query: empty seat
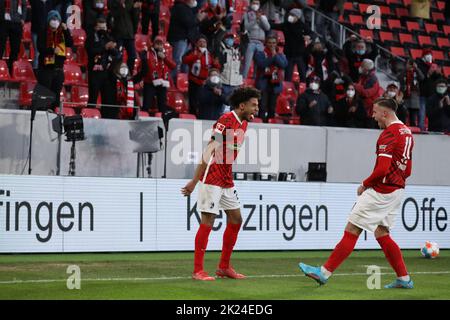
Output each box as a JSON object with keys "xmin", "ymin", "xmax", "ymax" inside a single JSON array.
[
  {"xmin": 268, "ymin": 118, "xmax": 284, "ymax": 124},
  {"xmin": 176, "ymin": 72, "xmax": 188, "ymax": 93},
  {"xmin": 409, "ymin": 48, "xmax": 423, "ymax": 60},
  {"xmin": 135, "ymin": 34, "xmax": 149, "ymax": 52},
  {"xmin": 22, "ymin": 22, "xmax": 32, "ymax": 43},
  {"xmin": 444, "ymin": 25, "xmax": 450, "ymax": 36},
  {"xmin": 390, "ymin": 47, "xmax": 406, "ymax": 57},
  {"xmin": 12, "ymin": 59, "xmax": 36, "ymax": 82},
  {"xmin": 275, "ymin": 95, "xmax": 292, "ymax": 116},
  {"xmin": 167, "ymin": 90, "xmax": 188, "ymax": 113},
  {"xmin": 179, "ymin": 113, "xmax": 196, "ymax": 120},
  {"xmin": 75, "ymin": 46, "xmax": 88, "ymax": 67},
  {"xmin": 406, "ymin": 21, "xmax": 420, "ymax": 32},
  {"xmin": 63, "ymin": 63, "xmax": 84, "ymax": 86},
  {"xmin": 288, "ymin": 117, "xmax": 301, "ymax": 125},
  {"xmin": 424, "ymin": 23, "xmax": 439, "ymax": 34},
  {"xmin": 436, "ymin": 37, "xmax": 450, "ymax": 48},
  {"xmin": 398, "ymin": 33, "xmax": 414, "ymax": 45},
  {"xmin": 443, "ymin": 66, "xmax": 450, "ymax": 78},
  {"xmin": 251, "ymin": 117, "xmax": 263, "ymax": 123},
  {"xmin": 138, "ymin": 110, "xmax": 150, "ymax": 118},
  {"xmin": 432, "ymin": 50, "xmax": 445, "ymax": 61},
  {"xmin": 19, "ymin": 81, "xmax": 36, "ymax": 107},
  {"xmin": 408, "ymin": 126, "xmax": 421, "ymax": 133},
  {"xmin": 59, "ymin": 106, "xmax": 76, "ymax": 116},
  {"xmin": 349, "ymin": 15, "xmax": 364, "ymax": 26},
  {"xmin": 71, "ymin": 86, "xmax": 89, "ymax": 108},
  {"xmin": 343, "ymin": 2, "xmax": 355, "ymax": 11},
  {"xmin": 437, "ymin": 1, "xmax": 445, "ymax": 10},
  {"xmin": 359, "ymin": 29, "xmax": 374, "ymax": 39},
  {"xmin": 71, "ymin": 28, "xmax": 87, "ymax": 47},
  {"xmin": 431, "ymin": 12, "xmax": 445, "ymax": 22},
  {"xmin": 418, "ymin": 35, "xmax": 433, "ymax": 46},
  {"xmin": 0, "ymin": 60, "xmax": 10, "ymax": 81},
  {"xmin": 281, "ymin": 81, "xmax": 298, "ymax": 101},
  {"xmin": 379, "ymin": 31, "xmax": 395, "ymax": 42},
  {"xmin": 81, "ymin": 108, "xmax": 101, "ymax": 118},
  {"xmin": 387, "ymin": 19, "xmax": 402, "ymax": 30},
  {"xmin": 395, "ymin": 8, "xmax": 409, "ymax": 17}
]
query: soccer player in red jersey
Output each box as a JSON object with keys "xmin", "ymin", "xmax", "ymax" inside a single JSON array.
[
  {"xmin": 299, "ymin": 98, "xmax": 415, "ymax": 289},
  {"xmin": 181, "ymin": 87, "xmax": 261, "ymax": 281}
]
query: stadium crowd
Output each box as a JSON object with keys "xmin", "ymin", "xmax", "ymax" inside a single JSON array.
[{"xmin": 0, "ymin": 0, "xmax": 449, "ymax": 131}]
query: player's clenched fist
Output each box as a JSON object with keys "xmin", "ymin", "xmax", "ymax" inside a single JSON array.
[{"xmin": 181, "ymin": 180, "xmax": 197, "ymax": 196}]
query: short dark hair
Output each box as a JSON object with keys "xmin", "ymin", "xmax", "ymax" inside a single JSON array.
[
  {"xmin": 228, "ymin": 87, "xmax": 261, "ymax": 109},
  {"xmin": 96, "ymin": 16, "xmax": 107, "ymax": 24},
  {"xmin": 374, "ymin": 97, "xmax": 398, "ymax": 112}
]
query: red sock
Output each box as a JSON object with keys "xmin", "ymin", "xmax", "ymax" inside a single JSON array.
[
  {"xmin": 377, "ymin": 234, "xmax": 408, "ymax": 277},
  {"xmin": 323, "ymin": 231, "xmax": 359, "ymax": 273},
  {"xmin": 194, "ymin": 224, "xmax": 212, "ymax": 273},
  {"xmin": 219, "ymin": 223, "xmax": 241, "ymax": 269}
]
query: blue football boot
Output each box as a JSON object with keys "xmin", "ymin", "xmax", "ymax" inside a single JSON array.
[{"xmin": 298, "ymin": 263, "xmax": 328, "ymax": 285}]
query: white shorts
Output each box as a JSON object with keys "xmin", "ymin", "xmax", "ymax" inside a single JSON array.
[
  {"xmin": 197, "ymin": 182, "xmax": 240, "ymax": 215},
  {"xmin": 348, "ymin": 188, "xmax": 404, "ymax": 233}
]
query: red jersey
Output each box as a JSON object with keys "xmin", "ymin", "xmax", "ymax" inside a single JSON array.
[
  {"xmin": 200, "ymin": 111, "xmax": 248, "ymax": 188},
  {"xmin": 365, "ymin": 121, "xmax": 414, "ymax": 194}
]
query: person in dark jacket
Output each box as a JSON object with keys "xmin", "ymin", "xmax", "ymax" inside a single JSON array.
[
  {"xmin": 270, "ymin": 8, "xmax": 310, "ymax": 82},
  {"xmin": 0, "ymin": 0, "xmax": 27, "ymax": 73},
  {"xmin": 198, "ymin": 68, "xmax": 227, "ymax": 120},
  {"xmin": 344, "ymin": 35, "xmax": 379, "ymax": 82},
  {"xmin": 254, "ymin": 35, "xmax": 288, "ymax": 121},
  {"xmin": 108, "ymin": 0, "xmax": 141, "ymax": 73},
  {"xmin": 426, "ymin": 78, "xmax": 450, "ymax": 132},
  {"xmin": 30, "ymin": 0, "xmax": 54, "ymax": 70},
  {"xmin": 85, "ymin": 17, "xmax": 120, "ymax": 111},
  {"xmin": 168, "ymin": 0, "xmax": 201, "ymax": 80},
  {"xmin": 333, "ymin": 83, "xmax": 367, "ymax": 128},
  {"xmin": 53, "ymin": 0, "xmax": 72, "ymax": 23},
  {"xmin": 141, "ymin": 0, "xmax": 160, "ymax": 39},
  {"xmin": 82, "ymin": 0, "xmax": 107, "ymax": 37},
  {"xmin": 37, "ymin": 10, "xmax": 73, "ymax": 109},
  {"xmin": 296, "ymin": 75, "xmax": 333, "ymax": 126},
  {"xmin": 198, "ymin": 0, "xmax": 231, "ymax": 54}
]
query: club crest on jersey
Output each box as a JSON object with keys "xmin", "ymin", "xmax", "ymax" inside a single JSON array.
[
  {"xmin": 214, "ymin": 123, "xmax": 226, "ymax": 134},
  {"xmin": 379, "ymin": 145, "xmax": 387, "ymax": 151}
]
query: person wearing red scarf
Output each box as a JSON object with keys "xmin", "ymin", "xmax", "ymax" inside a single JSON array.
[
  {"xmin": 254, "ymin": 35, "xmax": 288, "ymax": 122},
  {"xmin": 37, "ymin": 10, "xmax": 73, "ymax": 109}
]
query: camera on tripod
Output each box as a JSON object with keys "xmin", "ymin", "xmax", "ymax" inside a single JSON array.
[{"xmin": 63, "ymin": 115, "xmax": 85, "ymax": 142}]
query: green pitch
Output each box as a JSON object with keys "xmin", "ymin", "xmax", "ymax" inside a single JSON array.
[{"xmin": 0, "ymin": 250, "xmax": 449, "ymax": 300}]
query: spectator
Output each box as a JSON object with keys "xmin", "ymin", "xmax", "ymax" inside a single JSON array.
[
  {"xmin": 344, "ymin": 35, "xmax": 379, "ymax": 82},
  {"xmin": 141, "ymin": 0, "xmax": 160, "ymax": 39},
  {"xmin": 138, "ymin": 35, "xmax": 176, "ymax": 113},
  {"xmin": 296, "ymin": 75, "xmax": 333, "ymax": 126},
  {"xmin": 0, "ymin": 0, "xmax": 27, "ymax": 73},
  {"xmin": 270, "ymin": 8, "xmax": 310, "ymax": 82},
  {"xmin": 53, "ymin": 0, "xmax": 72, "ymax": 24},
  {"xmin": 37, "ymin": 10, "xmax": 73, "ymax": 109},
  {"xmin": 168, "ymin": 0, "xmax": 201, "ymax": 80},
  {"xmin": 315, "ymin": 0, "xmax": 344, "ymax": 44},
  {"xmin": 199, "ymin": 0, "xmax": 231, "ymax": 54},
  {"xmin": 321, "ymin": 70, "xmax": 352, "ymax": 106},
  {"xmin": 241, "ymin": 0, "xmax": 270, "ymax": 79},
  {"xmin": 198, "ymin": 68, "xmax": 227, "ymax": 120},
  {"xmin": 85, "ymin": 17, "xmax": 120, "ymax": 112},
  {"xmin": 410, "ymin": 0, "xmax": 430, "ymax": 28},
  {"xmin": 305, "ymin": 40, "xmax": 337, "ymax": 83},
  {"xmin": 353, "ymin": 58, "xmax": 383, "ymax": 126},
  {"xmin": 261, "ymin": 0, "xmax": 282, "ymax": 23},
  {"xmin": 83, "ymin": 0, "xmax": 108, "ymax": 37},
  {"xmin": 446, "ymin": 0, "xmax": 450, "ymax": 25},
  {"xmin": 30, "ymin": 0, "xmax": 54, "ymax": 71},
  {"xmin": 415, "ymin": 48, "xmax": 443, "ymax": 130},
  {"xmin": 108, "ymin": 0, "xmax": 141, "ymax": 74},
  {"xmin": 383, "ymin": 83, "xmax": 407, "ymax": 124},
  {"xmin": 281, "ymin": 0, "xmax": 311, "ymax": 25},
  {"xmin": 399, "ymin": 59, "xmax": 424, "ymax": 127},
  {"xmin": 215, "ymin": 33, "xmax": 243, "ymax": 100},
  {"xmin": 254, "ymin": 34, "xmax": 287, "ymax": 121},
  {"xmin": 333, "ymin": 83, "xmax": 366, "ymax": 128},
  {"xmin": 183, "ymin": 35, "xmax": 220, "ymax": 115},
  {"xmin": 426, "ymin": 78, "xmax": 450, "ymax": 132}
]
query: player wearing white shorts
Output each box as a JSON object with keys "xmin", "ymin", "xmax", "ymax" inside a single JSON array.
[
  {"xmin": 299, "ymin": 98, "xmax": 415, "ymax": 289},
  {"xmin": 181, "ymin": 87, "xmax": 261, "ymax": 281}
]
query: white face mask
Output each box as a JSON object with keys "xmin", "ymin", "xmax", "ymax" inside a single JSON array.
[
  {"xmin": 119, "ymin": 67, "xmax": 128, "ymax": 78},
  {"xmin": 95, "ymin": 2, "xmax": 104, "ymax": 9},
  {"xmin": 49, "ymin": 20, "xmax": 60, "ymax": 29},
  {"xmin": 358, "ymin": 66, "xmax": 365, "ymax": 74},
  {"xmin": 251, "ymin": 4, "xmax": 260, "ymax": 11},
  {"xmin": 309, "ymin": 82, "xmax": 319, "ymax": 91},
  {"xmin": 287, "ymin": 16, "xmax": 296, "ymax": 23},
  {"xmin": 346, "ymin": 89, "xmax": 355, "ymax": 98},
  {"xmin": 199, "ymin": 47, "xmax": 207, "ymax": 53},
  {"xmin": 210, "ymin": 75, "xmax": 220, "ymax": 84},
  {"xmin": 189, "ymin": 0, "xmax": 198, "ymax": 8},
  {"xmin": 387, "ymin": 91, "xmax": 397, "ymax": 98},
  {"xmin": 424, "ymin": 54, "xmax": 433, "ymax": 63}
]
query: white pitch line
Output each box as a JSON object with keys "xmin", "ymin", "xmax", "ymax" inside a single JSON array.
[{"xmin": 1, "ymin": 271, "xmax": 450, "ymax": 285}]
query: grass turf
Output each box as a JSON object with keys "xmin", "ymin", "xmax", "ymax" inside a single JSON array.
[{"xmin": 0, "ymin": 250, "xmax": 449, "ymax": 300}]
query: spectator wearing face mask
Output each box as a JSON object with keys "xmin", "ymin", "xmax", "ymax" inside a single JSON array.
[
  {"xmin": 241, "ymin": 0, "xmax": 271, "ymax": 79},
  {"xmin": 270, "ymin": 8, "xmax": 310, "ymax": 82},
  {"xmin": 333, "ymin": 83, "xmax": 366, "ymax": 128},
  {"xmin": 199, "ymin": 0, "xmax": 231, "ymax": 54},
  {"xmin": 183, "ymin": 34, "xmax": 221, "ymax": 115},
  {"xmin": 399, "ymin": 59, "xmax": 424, "ymax": 127},
  {"xmin": 383, "ymin": 83, "xmax": 407, "ymax": 124},
  {"xmin": 415, "ymin": 48, "xmax": 443, "ymax": 130},
  {"xmin": 296, "ymin": 75, "xmax": 333, "ymax": 126},
  {"xmin": 86, "ymin": 17, "xmax": 120, "ymax": 112},
  {"xmin": 426, "ymin": 78, "xmax": 450, "ymax": 132},
  {"xmin": 83, "ymin": 0, "xmax": 108, "ymax": 37},
  {"xmin": 344, "ymin": 35, "xmax": 379, "ymax": 82},
  {"xmin": 198, "ymin": 68, "xmax": 227, "ymax": 120},
  {"xmin": 137, "ymin": 35, "xmax": 176, "ymax": 114},
  {"xmin": 254, "ymin": 35, "xmax": 288, "ymax": 122},
  {"xmin": 353, "ymin": 58, "xmax": 383, "ymax": 126},
  {"xmin": 215, "ymin": 33, "xmax": 243, "ymax": 100},
  {"xmin": 37, "ymin": 10, "xmax": 73, "ymax": 109}
]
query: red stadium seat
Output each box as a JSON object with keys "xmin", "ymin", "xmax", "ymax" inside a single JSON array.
[
  {"xmin": 179, "ymin": 113, "xmax": 196, "ymax": 120},
  {"xmin": 343, "ymin": 2, "xmax": 355, "ymax": 11},
  {"xmin": 424, "ymin": 23, "xmax": 439, "ymax": 34},
  {"xmin": 71, "ymin": 28, "xmax": 87, "ymax": 48},
  {"xmin": 70, "ymin": 86, "xmax": 89, "ymax": 108},
  {"xmin": 232, "ymin": 12, "xmax": 244, "ymax": 25},
  {"xmin": 390, "ymin": 47, "xmax": 406, "ymax": 57},
  {"xmin": 81, "ymin": 108, "xmax": 101, "ymax": 118},
  {"xmin": 395, "ymin": 8, "xmax": 409, "ymax": 18},
  {"xmin": 167, "ymin": 90, "xmax": 188, "ymax": 113},
  {"xmin": 59, "ymin": 106, "xmax": 76, "ymax": 116},
  {"xmin": 251, "ymin": 117, "xmax": 263, "ymax": 123},
  {"xmin": 75, "ymin": 46, "xmax": 88, "ymax": 67},
  {"xmin": 0, "ymin": 60, "xmax": 11, "ymax": 81},
  {"xmin": 437, "ymin": 1, "xmax": 445, "ymax": 10},
  {"xmin": 406, "ymin": 21, "xmax": 420, "ymax": 33},
  {"xmin": 176, "ymin": 73, "xmax": 189, "ymax": 93},
  {"xmin": 22, "ymin": 22, "xmax": 32, "ymax": 43},
  {"xmin": 431, "ymin": 12, "xmax": 445, "ymax": 22},
  {"xmin": 298, "ymin": 82, "xmax": 306, "ymax": 95},
  {"xmin": 12, "ymin": 59, "xmax": 36, "ymax": 82},
  {"xmin": 359, "ymin": 29, "xmax": 374, "ymax": 39},
  {"xmin": 418, "ymin": 35, "xmax": 433, "ymax": 47},
  {"xmin": 386, "ymin": 0, "xmax": 402, "ymax": 4},
  {"xmin": 409, "ymin": 48, "xmax": 423, "ymax": 60},
  {"xmin": 19, "ymin": 81, "xmax": 36, "ymax": 107},
  {"xmin": 288, "ymin": 116, "xmax": 301, "ymax": 125},
  {"xmin": 432, "ymin": 50, "xmax": 445, "ymax": 61},
  {"xmin": 443, "ymin": 66, "xmax": 450, "ymax": 78},
  {"xmin": 444, "ymin": 25, "xmax": 450, "ymax": 36},
  {"xmin": 139, "ymin": 111, "xmax": 150, "ymax": 118},
  {"xmin": 349, "ymin": 15, "xmax": 364, "ymax": 26},
  {"xmin": 64, "ymin": 63, "xmax": 84, "ymax": 86},
  {"xmin": 275, "ymin": 95, "xmax": 292, "ymax": 116},
  {"xmin": 268, "ymin": 118, "xmax": 284, "ymax": 124},
  {"xmin": 408, "ymin": 126, "xmax": 421, "ymax": 133},
  {"xmin": 135, "ymin": 34, "xmax": 149, "ymax": 52},
  {"xmin": 379, "ymin": 31, "xmax": 394, "ymax": 42},
  {"xmin": 387, "ymin": 19, "xmax": 402, "ymax": 31},
  {"xmin": 436, "ymin": 38, "xmax": 450, "ymax": 48},
  {"xmin": 65, "ymin": 47, "xmax": 76, "ymax": 63},
  {"xmin": 398, "ymin": 33, "xmax": 414, "ymax": 45},
  {"xmin": 281, "ymin": 81, "xmax": 298, "ymax": 102},
  {"xmin": 274, "ymin": 30, "xmax": 285, "ymax": 46}
]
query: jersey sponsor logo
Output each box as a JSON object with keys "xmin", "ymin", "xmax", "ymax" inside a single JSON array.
[
  {"xmin": 379, "ymin": 145, "xmax": 387, "ymax": 151},
  {"xmin": 214, "ymin": 123, "xmax": 226, "ymax": 134}
]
